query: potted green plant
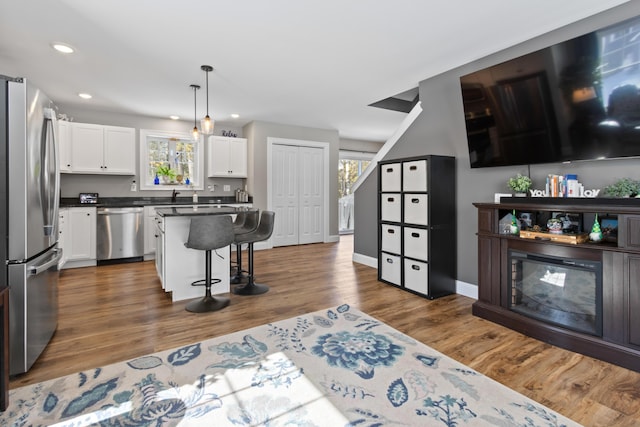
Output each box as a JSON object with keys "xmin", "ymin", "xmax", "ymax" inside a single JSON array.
[
  {"xmin": 603, "ymin": 177, "xmax": 640, "ymax": 198},
  {"xmin": 507, "ymin": 173, "xmax": 532, "ymax": 196},
  {"xmin": 156, "ymin": 165, "xmax": 177, "ymax": 183}
]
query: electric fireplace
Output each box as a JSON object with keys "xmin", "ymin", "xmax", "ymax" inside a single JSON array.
[{"xmin": 508, "ymin": 250, "xmax": 603, "ymax": 336}]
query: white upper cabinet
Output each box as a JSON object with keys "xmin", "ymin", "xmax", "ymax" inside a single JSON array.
[
  {"xmin": 103, "ymin": 125, "xmax": 136, "ymax": 174},
  {"xmin": 57, "ymin": 120, "xmax": 72, "ymax": 173},
  {"xmin": 71, "ymin": 123, "xmax": 103, "ymax": 172},
  {"xmin": 62, "ymin": 122, "xmax": 135, "ymax": 175},
  {"xmin": 208, "ymin": 136, "xmax": 247, "ymax": 177}
]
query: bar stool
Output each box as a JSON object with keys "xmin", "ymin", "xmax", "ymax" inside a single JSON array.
[
  {"xmin": 233, "ymin": 210, "xmax": 275, "ymax": 296},
  {"xmin": 230, "ymin": 211, "xmax": 247, "ymax": 276},
  {"xmin": 184, "ymin": 215, "xmax": 235, "ymax": 313},
  {"xmin": 231, "ymin": 210, "xmax": 259, "ymax": 284}
]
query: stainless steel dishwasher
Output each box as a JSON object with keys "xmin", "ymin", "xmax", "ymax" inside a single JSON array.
[{"xmin": 97, "ymin": 207, "xmax": 144, "ymax": 264}]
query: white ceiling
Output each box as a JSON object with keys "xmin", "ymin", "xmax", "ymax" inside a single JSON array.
[{"xmin": 0, "ymin": 0, "xmax": 630, "ymax": 142}]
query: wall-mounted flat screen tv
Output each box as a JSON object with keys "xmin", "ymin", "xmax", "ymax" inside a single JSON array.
[{"xmin": 461, "ymin": 15, "xmax": 640, "ymax": 168}]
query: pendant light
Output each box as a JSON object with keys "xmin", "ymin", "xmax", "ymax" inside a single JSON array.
[
  {"xmin": 190, "ymin": 84, "xmax": 200, "ymax": 141},
  {"xmin": 200, "ymin": 65, "xmax": 214, "ymax": 135}
]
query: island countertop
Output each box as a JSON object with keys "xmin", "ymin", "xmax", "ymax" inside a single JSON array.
[
  {"xmin": 154, "ymin": 206, "xmax": 256, "ymax": 217},
  {"xmin": 60, "ymin": 196, "xmax": 252, "ymax": 208}
]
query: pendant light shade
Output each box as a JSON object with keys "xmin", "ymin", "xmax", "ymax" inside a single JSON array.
[
  {"xmin": 200, "ymin": 65, "xmax": 214, "ymax": 135},
  {"xmin": 190, "ymin": 84, "xmax": 200, "ymax": 141}
]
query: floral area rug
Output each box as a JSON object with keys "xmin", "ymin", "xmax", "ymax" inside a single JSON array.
[{"xmin": 2, "ymin": 304, "xmax": 582, "ymax": 426}]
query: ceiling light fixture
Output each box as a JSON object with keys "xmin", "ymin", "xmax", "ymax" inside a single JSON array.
[
  {"xmin": 169, "ymin": 115, "xmax": 180, "ymax": 120},
  {"xmin": 190, "ymin": 84, "xmax": 200, "ymax": 141},
  {"xmin": 52, "ymin": 43, "xmax": 74, "ymax": 54},
  {"xmin": 78, "ymin": 93, "xmax": 92, "ymax": 99},
  {"xmin": 231, "ymin": 113, "xmax": 240, "ymax": 119},
  {"xmin": 200, "ymin": 65, "xmax": 214, "ymax": 135}
]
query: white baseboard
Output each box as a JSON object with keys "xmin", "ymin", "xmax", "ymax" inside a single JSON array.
[
  {"xmin": 456, "ymin": 280, "xmax": 478, "ymax": 299},
  {"xmin": 62, "ymin": 259, "xmax": 97, "ymax": 269},
  {"xmin": 327, "ymin": 234, "xmax": 340, "ymax": 243},
  {"xmin": 352, "ymin": 252, "xmax": 378, "ymax": 268}
]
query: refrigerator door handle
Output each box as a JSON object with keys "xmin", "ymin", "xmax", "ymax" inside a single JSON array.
[
  {"xmin": 28, "ymin": 249, "xmax": 63, "ymax": 276},
  {"xmin": 40, "ymin": 107, "xmax": 60, "ymax": 237}
]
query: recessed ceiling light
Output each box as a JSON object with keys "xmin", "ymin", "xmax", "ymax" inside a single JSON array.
[
  {"xmin": 52, "ymin": 43, "xmax": 75, "ymax": 54},
  {"xmin": 169, "ymin": 115, "xmax": 180, "ymax": 120},
  {"xmin": 78, "ymin": 93, "xmax": 92, "ymax": 99},
  {"xmin": 231, "ymin": 113, "xmax": 239, "ymax": 119}
]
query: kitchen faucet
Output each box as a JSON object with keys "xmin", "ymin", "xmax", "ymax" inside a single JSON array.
[{"xmin": 171, "ymin": 189, "xmax": 180, "ymax": 202}]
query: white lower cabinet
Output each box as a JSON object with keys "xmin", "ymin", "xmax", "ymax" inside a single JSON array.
[
  {"xmin": 62, "ymin": 207, "xmax": 97, "ymax": 268},
  {"xmin": 155, "ymin": 214, "xmax": 164, "ymax": 286},
  {"xmin": 144, "ymin": 206, "xmax": 163, "ymax": 256}
]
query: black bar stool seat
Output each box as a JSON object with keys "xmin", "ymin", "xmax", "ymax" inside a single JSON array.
[
  {"xmin": 184, "ymin": 215, "xmax": 235, "ymax": 313},
  {"xmin": 233, "ymin": 210, "xmax": 275, "ymax": 296}
]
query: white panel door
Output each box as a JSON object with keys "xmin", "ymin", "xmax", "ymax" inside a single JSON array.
[
  {"xmin": 299, "ymin": 146, "xmax": 324, "ymax": 244},
  {"xmin": 272, "ymin": 144, "xmax": 299, "ymax": 246}
]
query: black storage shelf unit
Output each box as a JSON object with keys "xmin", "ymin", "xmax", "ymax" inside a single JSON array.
[{"xmin": 377, "ymin": 155, "xmax": 456, "ymax": 299}]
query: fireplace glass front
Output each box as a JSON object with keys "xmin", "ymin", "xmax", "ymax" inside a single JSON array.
[{"xmin": 508, "ymin": 250, "xmax": 602, "ymax": 336}]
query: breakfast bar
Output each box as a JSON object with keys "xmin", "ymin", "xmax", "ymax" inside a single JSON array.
[{"xmin": 154, "ymin": 206, "xmax": 256, "ymax": 302}]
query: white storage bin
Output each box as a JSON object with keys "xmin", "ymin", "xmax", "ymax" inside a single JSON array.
[
  {"xmin": 404, "ymin": 227, "xmax": 428, "ymax": 261},
  {"xmin": 381, "ymin": 224, "xmax": 401, "ymax": 254},
  {"xmin": 380, "ymin": 163, "xmax": 401, "ymax": 192},
  {"xmin": 404, "ymin": 259, "xmax": 429, "ymax": 294},
  {"xmin": 381, "ymin": 194, "xmax": 401, "ymax": 222},
  {"xmin": 403, "ymin": 160, "xmax": 428, "ymax": 192},
  {"xmin": 404, "ymin": 194, "xmax": 428, "ymax": 225},
  {"xmin": 380, "ymin": 253, "xmax": 401, "ymax": 286}
]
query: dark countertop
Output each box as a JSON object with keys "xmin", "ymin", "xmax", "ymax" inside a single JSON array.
[
  {"xmin": 60, "ymin": 196, "xmax": 252, "ymax": 208},
  {"xmin": 155, "ymin": 206, "xmax": 256, "ymax": 217}
]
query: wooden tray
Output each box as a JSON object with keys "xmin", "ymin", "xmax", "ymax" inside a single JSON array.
[{"xmin": 519, "ymin": 230, "xmax": 589, "ymax": 244}]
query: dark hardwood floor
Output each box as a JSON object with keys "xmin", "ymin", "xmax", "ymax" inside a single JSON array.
[{"xmin": 9, "ymin": 235, "xmax": 640, "ymax": 426}]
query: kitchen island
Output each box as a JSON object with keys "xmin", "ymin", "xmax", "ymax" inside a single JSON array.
[{"xmin": 154, "ymin": 206, "xmax": 256, "ymax": 302}]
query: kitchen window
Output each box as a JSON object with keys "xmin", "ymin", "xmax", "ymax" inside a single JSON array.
[{"xmin": 139, "ymin": 129, "xmax": 204, "ymax": 190}]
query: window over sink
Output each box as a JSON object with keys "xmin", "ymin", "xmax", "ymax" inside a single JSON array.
[{"xmin": 139, "ymin": 129, "xmax": 204, "ymax": 190}]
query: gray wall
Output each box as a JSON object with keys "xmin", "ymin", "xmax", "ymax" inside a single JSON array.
[
  {"xmin": 57, "ymin": 105, "xmax": 245, "ymax": 199},
  {"xmin": 355, "ymin": 2, "xmax": 640, "ymax": 286},
  {"xmin": 243, "ymin": 120, "xmax": 340, "ymax": 238},
  {"xmin": 340, "ymin": 138, "xmax": 384, "ymax": 154}
]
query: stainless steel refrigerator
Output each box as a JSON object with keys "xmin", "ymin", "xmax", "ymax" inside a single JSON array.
[{"xmin": 1, "ymin": 75, "xmax": 62, "ymax": 375}]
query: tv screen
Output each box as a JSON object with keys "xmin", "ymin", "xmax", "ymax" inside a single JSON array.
[{"xmin": 461, "ymin": 15, "xmax": 640, "ymax": 168}]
